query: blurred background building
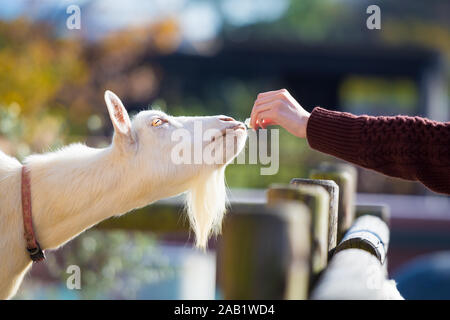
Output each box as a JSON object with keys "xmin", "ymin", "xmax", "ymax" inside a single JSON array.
[{"xmin": 0, "ymin": 0, "xmax": 449, "ymax": 299}]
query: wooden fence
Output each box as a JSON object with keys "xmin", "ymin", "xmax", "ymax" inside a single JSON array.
[{"xmin": 97, "ymin": 162, "xmax": 401, "ymax": 299}]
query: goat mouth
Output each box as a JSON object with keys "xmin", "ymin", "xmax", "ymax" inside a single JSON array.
[
  {"xmin": 210, "ymin": 124, "xmax": 246, "ymax": 143},
  {"xmin": 230, "ymin": 123, "xmax": 246, "ymax": 131}
]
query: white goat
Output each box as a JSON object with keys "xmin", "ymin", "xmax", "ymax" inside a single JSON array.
[{"xmin": 0, "ymin": 90, "xmax": 247, "ymax": 299}]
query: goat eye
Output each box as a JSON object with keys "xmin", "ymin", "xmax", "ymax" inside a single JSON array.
[{"xmin": 151, "ymin": 118, "xmax": 163, "ymax": 127}]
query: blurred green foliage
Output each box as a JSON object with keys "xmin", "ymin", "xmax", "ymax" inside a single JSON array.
[{"xmin": 340, "ymin": 76, "xmax": 419, "ymax": 115}]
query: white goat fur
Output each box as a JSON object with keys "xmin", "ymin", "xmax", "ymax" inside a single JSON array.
[{"xmin": 0, "ymin": 90, "xmax": 247, "ymax": 299}]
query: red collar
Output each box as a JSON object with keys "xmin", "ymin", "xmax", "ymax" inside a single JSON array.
[{"xmin": 21, "ymin": 166, "xmax": 45, "ymax": 262}]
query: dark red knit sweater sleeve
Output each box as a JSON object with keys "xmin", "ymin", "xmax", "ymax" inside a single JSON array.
[{"xmin": 306, "ymin": 107, "xmax": 450, "ymax": 195}]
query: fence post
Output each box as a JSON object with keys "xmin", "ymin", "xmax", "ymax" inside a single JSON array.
[
  {"xmin": 290, "ymin": 178, "xmax": 339, "ymax": 258},
  {"xmin": 267, "ymin": 184, "xmax": 329, "ymax": 288},
  {"xmin": 310, "ymin": 163, "xmax": 357, "ymax": 243},
  {"xmin": 219, "ymin": 203, "xmax": 311, "ymax": 299}
]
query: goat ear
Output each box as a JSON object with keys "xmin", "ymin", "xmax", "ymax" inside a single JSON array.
[{"xmin": 104, "ymin": 90, "xmax": 132, "ymax": 139}]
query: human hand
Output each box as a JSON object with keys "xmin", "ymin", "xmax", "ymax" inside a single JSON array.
[{"xmin": 250, "ymin": 89, "xmax": 310, "ymax": 138}]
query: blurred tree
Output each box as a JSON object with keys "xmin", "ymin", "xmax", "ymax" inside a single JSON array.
[
  {"xmin": 0, "ymin": 18, "xmax": 89, "ymax": 157},
  {"xmin": 0, "ymin": 17, "xmax": 182, "ymax": 157}
]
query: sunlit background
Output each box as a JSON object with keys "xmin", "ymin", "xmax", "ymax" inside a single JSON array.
[{"xmin": 1, "ymin": 0, "xmax": 449, "ymax": 299}]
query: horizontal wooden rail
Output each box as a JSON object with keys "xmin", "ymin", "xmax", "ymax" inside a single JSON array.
[
  {"xmin": 96, "ymin": 201, "xmax": 189, "ymax": 233},
  {"xmin": 96, "ymin": 199, "xmax": 266, "ymax": 234},
  {"xmin": 311, "ymin": 214, "xmax": 401, "ymax": 299},
  {"xmin": 310, "ymin": 249, "xmax": 402, "ymax": 300},
  {"xmin": 335, "ymin": 215, "xmax": 389, "ymax": 264}
]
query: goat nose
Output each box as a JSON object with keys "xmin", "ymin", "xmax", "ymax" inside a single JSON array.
[{"xmin": 219, "ymin": 116, "xmax": 235, "ymax": 122}]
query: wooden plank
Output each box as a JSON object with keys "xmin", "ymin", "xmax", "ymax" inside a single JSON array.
[
  {"xmin": 96, "ymin": 197, "xmax": 267, "ymax": 233},
  {"xmin": 311, "ymin": 248, "xmax": 403, "ymax": 300},
  {"xmin": 335, "ymin": 215, "xmax": 389, "ymax": 264},
  {"xmin": 219, "ymin": 203, "xmax": 311, "ymax": 299},
  {"xmin": 290, "ymin": 178, "xmax": 338, "ymax": 257},
  {"xmin": 266, "ymin": 184, "xmax": 329, "ymax": 287},
  {"xmin": 310, "ymin": 163, "xmax": 357, "ymax": 243},
  {"xmin": 96, "ymin": 202, "xmax": 189, "ymax": 233}
]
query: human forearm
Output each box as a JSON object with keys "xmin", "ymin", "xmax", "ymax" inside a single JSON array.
[{"xmin": 306, "ymin": 107, "xmax": 450, "ymax": 194}]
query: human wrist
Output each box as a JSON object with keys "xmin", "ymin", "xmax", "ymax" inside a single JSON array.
[{"xmin": 296, "ymin": 112, "xmax": 310, "ymax": 138}]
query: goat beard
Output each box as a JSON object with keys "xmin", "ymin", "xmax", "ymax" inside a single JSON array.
[{"xmin": 185, "ymin": 166, "xmax": 227, "ymax": 249}]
